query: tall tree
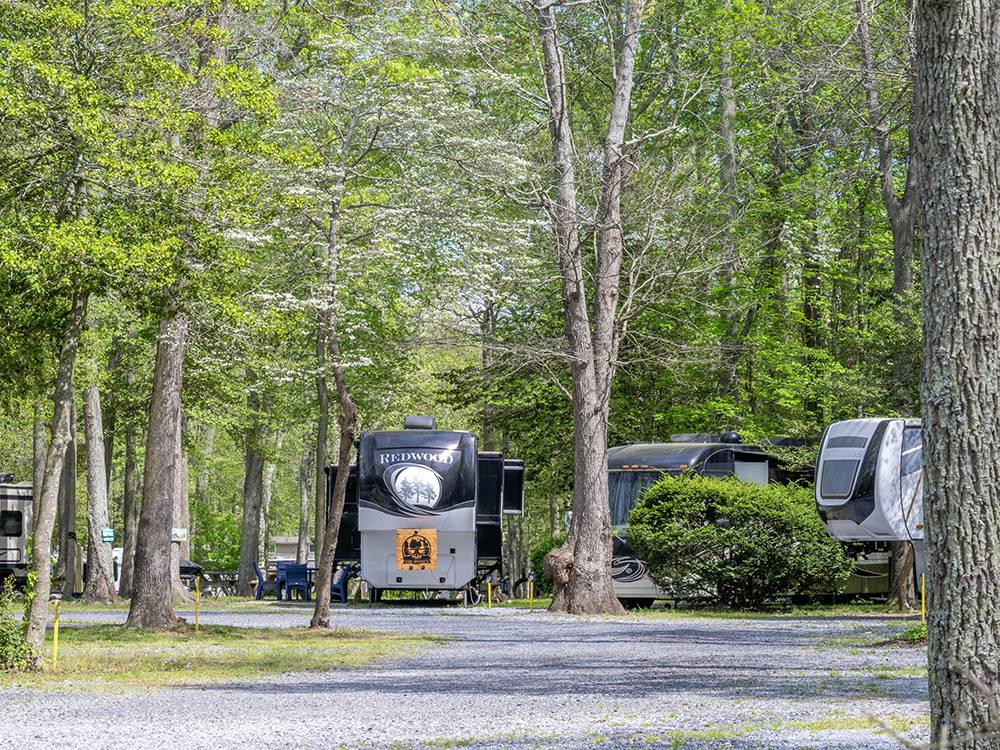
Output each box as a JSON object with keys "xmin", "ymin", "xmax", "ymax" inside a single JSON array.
[
  {"xmin": 916, "ymin": 0, "xmax": 1000, "ymax": 745},
  {"xmin": 81, "ymin": 383, "xmax": 117, "ymax": 603},
  {"xmin": 127, "ymin": 311, "xmax": 188, "ymax": 629},
  {"xmin": 25, "ymin": 293, "xmax": 87, "ymax": 651},
  {"xmin": 856, "ymin": 0, "xmax": 919, "ymax": 611},
  {"xmin": 534, "ymin": 0, "xmax": 645, "ymax": 615}
]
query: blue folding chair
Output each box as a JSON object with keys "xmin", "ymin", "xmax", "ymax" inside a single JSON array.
[{"xmin": 331, "ymin": 562, "xmax": 360, "ymax": 604}]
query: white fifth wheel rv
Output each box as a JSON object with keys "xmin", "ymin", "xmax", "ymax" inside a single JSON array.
[
  {"xmin": 815, "ymin": 418, "xmax": 925, "ymax": 575},
  {"xmin": 0, "ymin": 477, "xmax": 32, "ymax": 588}
]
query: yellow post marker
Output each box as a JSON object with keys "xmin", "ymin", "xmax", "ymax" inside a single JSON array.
[
  {"xmin": 195, "ymin": 576, "xmax": 201, "ymax": 633},
  {"xmin": 51, "ymin": 600, "xmax": 60, "ymax": 667},
  {"xmin": 529, "ymin": 580, "xmax": 534, "ymax": 612},
  {"xmin": 487, "ymin": 580, "xmax": 492, "ymax": 609},
  {"xmin": 921, "ymin": 573, "xmax": 926, "ymax": 626}
]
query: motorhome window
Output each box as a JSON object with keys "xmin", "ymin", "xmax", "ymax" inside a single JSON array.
[
  {"xmin": 0, "ymin": 510, "xmax": 22, "ymax": 537},
  {"xmin": 820, "ymin": 459, "xmax": 859, "ymax": 498},
  {"xmin": 827, "ymin": 436, "xmax": 868, "ymax": 449},
  {"xmin": 901, "ymin": 427, "xmax": 923, "ymax": 476},
  {"xmin": 702, "ymin": 450, "xmax": 733, "ymax": 476},
  {"xmin": 608, "ymin": 471, "xmax": 662, "ymax": 527}
]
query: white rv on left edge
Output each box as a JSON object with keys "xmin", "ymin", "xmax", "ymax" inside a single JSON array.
[{"xmin": 0, "ymin": 475, "xmax": 32, "ymax": 588}]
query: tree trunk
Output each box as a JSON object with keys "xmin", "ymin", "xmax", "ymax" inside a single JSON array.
[
  {"xmin": 126, "ymin": 311, "xmax": 188, "ymax": 630},
  {"xmin": 314, "ymin": 327, "xmax": 328, "ymax": 564},
  {"xmin": 81, "ymin": 384, "xmax": 117, "ymax": 603},
  {"xmin": 297, "ymin": 434, "xmax": 313, "ymax": 564},
  {"xmin": 57, "ymin": 402, "xmax": 78, "ymax": 596},
  {"xmin": 237, "ymin": 409, "xmax": 266, "ymax": 599},
  {"xmin": 32, "ymin": 399, "xmax": 46, "ymax": 525},
  {"xmin": 887, "ymin": 541, "xmax": 916, "ymax": 611},
  {"xmin": 102, "ymin": 343, "xmax": 123, "ymax": 495},
  {"xmin": 534, "ymin": 0, "xmax": 642, "ymax": 615},
  {"xmin": 857, "ymin": 0, "xmax": 923, "ymax": 602},
  {"xmin": 170, "ymin": 415, "xmax": 191, "ymax": 605},
  {"xmin": 26, "ymin": 292, "xmax": 87, "ymax": 651},
  {"xmin": 718, "ymin": 0, "xmax": 741, "ymax": 401},
  {"xmin": 311, "ymin": 181, "xmax": 358, "ymax": 628},
  {"xmin": 916, "ymin": 3, "xmax": 1000, "ymax": 745},
  {"xmin": 261, "ymin": 433, "xmax": 281, "ymax": 569},
  {"xmin": 118, "ymin": 418, "xmax": 140, "ymax": 598},
  {"xmin": 195, "ymin": 423, "xmax": 216, "ymax": 510}
]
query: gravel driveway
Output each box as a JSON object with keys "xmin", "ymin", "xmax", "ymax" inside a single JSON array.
[{"xmin": 3, "ymin": 605, "xmax": 928, "ymax": 749}]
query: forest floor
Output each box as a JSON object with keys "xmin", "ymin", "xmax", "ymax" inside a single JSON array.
[{"xmin": 2, "ymin": 603, "xmax": 928, "ymax": 749}]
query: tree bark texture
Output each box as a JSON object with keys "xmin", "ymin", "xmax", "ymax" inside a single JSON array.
[
  {"xmin": 297, "ymin": 435, "xmax": 313, "ymax": 564},
  {"xmin": 32, "ymin": 399, "xmax": 46, "ymax": 524},
  {"xmin": 314, "ymin": 327, "xmax": 329, "ymax": 565},
  {"xmin": 126, "ymin": 311, "xmax": 188, "ymax": 630},
  {"xmin": 170, "ymin": 416, "xmax": 191, "ymax": 605},
  {"xmin": 81, "ymin": 384, "xmax": 117, "ymax": 603},
  {"xmin": 237, "ymin": 403, "xmax": 266, "ymax": 598},
  {"xmin": 26, "ymin": 292, "xmax": 87, "ymax": 651},
  {"xmin": 118, "ymin": 417, "xmax": 140, "ymax": 598},
  {"xmin": 57, "ymin": 401, "xmax": 78, "ymax": 596},
  {"xmin": 916, "ymin": 3, "xmax": 1000, "ymax": 745}
]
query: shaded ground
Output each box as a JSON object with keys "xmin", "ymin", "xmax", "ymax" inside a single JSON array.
[{"xmin": 2, "ymin": 605, "xmax": 927, "ymax": 749}]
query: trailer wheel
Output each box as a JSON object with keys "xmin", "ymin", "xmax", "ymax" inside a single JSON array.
[
  {"xmin": 619, "ymin": 597, "xmax": 655, "ymax": 610},
  {"xmin": 368, "ymin": 587, "xmax": 382, "ymax": 604}
]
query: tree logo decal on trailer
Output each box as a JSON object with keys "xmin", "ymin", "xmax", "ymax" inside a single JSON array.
[
  {"xmin": 387, "ymin": 464, "xmax": 443, "ymax": 508},
  {"xmin": 396, "ymin": 528, "xmax": 438, "ymax": 570}
]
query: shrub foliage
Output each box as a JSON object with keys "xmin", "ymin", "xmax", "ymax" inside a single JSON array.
[
  {"xmin": 628, "ymin": 476, "xmax": 851, "ymax": 607},
  {"xmin": 1, "ymin": 576, "xmax": 36, "ymax": 672}
]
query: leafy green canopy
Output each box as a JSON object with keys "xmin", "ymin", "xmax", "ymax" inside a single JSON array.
[{"xmin": 628, "ymin": 476, "xmax": 851, "ymax": 607}]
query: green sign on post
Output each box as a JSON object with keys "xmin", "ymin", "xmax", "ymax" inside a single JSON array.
[{"xmin": 101, "ymin": 527, "xmax": 114, "ymax": 544}]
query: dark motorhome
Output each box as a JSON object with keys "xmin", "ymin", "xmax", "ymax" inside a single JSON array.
[
  {"xmin": 327, "ymin": 416, "xmax": 524, "ymax": 601},
  {"xmin": 0, "ymin": 476, "xmax": 32, "ymax": 588},
  {"xmin": 607, "ymin": 433, "xmax": 888, "ymax": 607},
  {"xmin": 607, "ymin": 435, "xmax": 779, "ymax": 607},
  {"xmin": 815, "ymin": 418, "xmax": 925, "ymax": 576}
]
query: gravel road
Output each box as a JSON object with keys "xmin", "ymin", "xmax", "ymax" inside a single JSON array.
[{"xmin": 2, "ymin": 605, "xmax": 928, "ymax": 749}]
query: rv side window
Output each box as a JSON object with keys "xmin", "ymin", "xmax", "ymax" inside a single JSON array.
[
  {"xmin": 702, "ymin": 450, "xmax": 733, "ymax": 476},
  {"xmin": 0, "ymin": 510, "xmax": 22, "ymax": 537},
  {"xmin": 608, "ymin": 471, "xmax": 662, "ymax": 527},
  {"xmin": 901, "ymin": 427, "xmax": 923, "ymax": 476},
  {"xmin": 820, "ymin": 459, "xmax": 859, "ymax": 498}
]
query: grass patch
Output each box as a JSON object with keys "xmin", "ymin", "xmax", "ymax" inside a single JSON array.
[
  {"xmin": 52, "ymin": 597, "xmax": 294, "ymax": 613},
  {"xmin": 0, "ymin": 623, "xmax": 439, "ymax": 691},
  {"xmin": 897, "ymin": 624, "xmax": 927, "ymax": 644},
  {"xmin": 492, "ymin": 596, "xmax": 553, "ymax": 609}
]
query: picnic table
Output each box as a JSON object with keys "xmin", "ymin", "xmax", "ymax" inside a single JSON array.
[{"xmin": 200, "ymin": 569, "xmax": 238, "ymax": 597}]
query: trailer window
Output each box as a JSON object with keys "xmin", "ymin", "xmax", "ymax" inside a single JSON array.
[
  {"xmin": 702, "ymin": 450, "xmax": 733, "ymax": 476},
  {"xmin": 608, "ymin": 471, "xmax": 662, "ymax": 527},
  {"xmin": 827, "ymin": 435, "xmax": 868, "ymax": 449},
  {"xmin": 820, "ymin": 459, "xmax": 859, "ymax": 499},
  {"xmin": 901, "ymin": 427, "xmax": 923, "ymax": 476},
  {"xmin": 0, "ymin": 510, "xmax": 22, "ymax": 537}
]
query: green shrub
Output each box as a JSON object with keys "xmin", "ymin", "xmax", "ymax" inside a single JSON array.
[
  {"xmin": 628, "ymin": 476, "xmax": 851, "ymax": 608},
  {"xmin": 529, "ymin": 533, "xmax": 566, "ymax": 595},
  {"xmin": 1, "ymin": 576, "xmax": 36, "ymax": 672}
]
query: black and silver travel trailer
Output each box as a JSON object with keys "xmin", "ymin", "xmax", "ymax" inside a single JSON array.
[
  {"xmin": 327, "ymin": 417, "xmax": 524, "ymax": 600},
  {"xmin": 607, "ymin": 434, "xmax": 781, "ymax": 608},
  {"xmin": 815, "ymin": 418, "xmax": 925, "ymax": 576},
  {"xmin": 0, "ymin": 476, "xmax": 32, "ymax": 588}
]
